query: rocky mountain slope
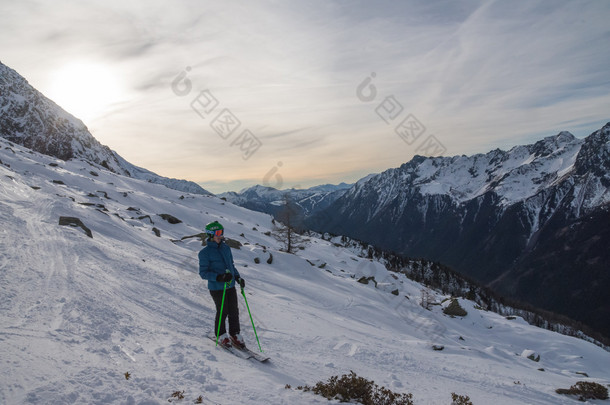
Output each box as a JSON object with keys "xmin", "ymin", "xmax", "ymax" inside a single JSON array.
[
  {"xmin": 0, "ymin": 61, "xmax": 210, "ymax": 195},
  {"xmin": 306, "ymin": 124, "xmax": 610, "ymax": 339}
]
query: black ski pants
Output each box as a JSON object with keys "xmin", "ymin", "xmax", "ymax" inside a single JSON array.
[{"xmin": 210, "ymin": 287, "xmax": 240, "ymax": 337}]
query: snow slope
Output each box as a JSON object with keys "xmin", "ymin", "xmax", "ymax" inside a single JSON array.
[{"xmin": 1, "ymin": 138, "xmax": 609, "ymax": 404}]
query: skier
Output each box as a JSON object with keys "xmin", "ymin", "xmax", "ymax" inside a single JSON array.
[{"xmin": 199, "ymin": 221, "xmax": 246, "ymax": 349}]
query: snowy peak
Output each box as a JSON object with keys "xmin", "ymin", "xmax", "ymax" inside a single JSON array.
[
  {"xmin": 530, "ymin": 131, "xmax": 577, "ymax": 158},
  {"xmin": 239, "ymin": 184, "xmax": 282, "ymax": 198},
  {"xmin": 337, "ymin": 130, "xmax": 587, "ymax": 225},
  {"xmin": 575, "ymin": 122, "xmax": 610, "ymax": 179},
  {"xmin": 0, "ymin": 61, "xmax": 126, "ymax": 173},
  {"xmin": 307, "ymin": 182, "xmax": 352, "ymax": 193},
  {"xmin": 0, "ymin": 61, "xmax": 210, "ymax": 195},
  {"xmin": 328, "ymin": 123, "xmax": 609, "ymax": 228},
  {"xmin": 406, "ymin": 130, "xmax": 585, "ymax": 207}
]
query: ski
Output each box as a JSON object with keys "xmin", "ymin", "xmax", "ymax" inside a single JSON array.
[
  {"xmin": 233, "ymin": 345, "xmax": 270, "ymax": 363},
  {"xmin": 206, "ymin": 333, "xmax": 269, "ymax": 362}
]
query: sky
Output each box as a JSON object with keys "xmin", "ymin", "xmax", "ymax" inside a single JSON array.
[{"xmin": 1, "ymin": 0, "xmax": 609, "ymax": 194}]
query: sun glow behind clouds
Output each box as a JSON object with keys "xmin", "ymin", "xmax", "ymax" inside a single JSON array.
[{"xmin": 46, "ymin": 61, "xmax": 123, "ymax": 123}]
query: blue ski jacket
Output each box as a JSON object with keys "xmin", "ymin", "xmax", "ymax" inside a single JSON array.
[{"xmin": 198, "ymin": 239, "xmax": 241, "ymax": 291}]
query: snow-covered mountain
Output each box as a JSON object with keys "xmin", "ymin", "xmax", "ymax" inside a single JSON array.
[
  {"xmin": 0, "ymin": 61, "xmax": 210, "ymax": 195},
  {"xmin": 2, "ymin": 124, "xmax": 610, "ymax": 404},
  {"xmin": 219, "ymin": 182, "xmax": 352, "ymax": 222},
  {"xmin": 307, "ymin": 124, "xmax": 610, "ymax": 341}
]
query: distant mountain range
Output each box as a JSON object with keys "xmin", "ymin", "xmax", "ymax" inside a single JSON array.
[
  {"xmin": 0, "ymin": 61, "xmax": 210, "ymax": 195},
  {"xmin": 219, "ymin": 183, "xmax": 352, "ymax": 222},
  {"xmin": 226, "ymin": 124, "xmax": 610, "ymax": 339},
  {"xmin": 305, "ymin": 124, "xmax": 610, "ymax": 339}
]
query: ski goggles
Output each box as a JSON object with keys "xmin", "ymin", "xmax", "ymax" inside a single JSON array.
[{"xmin": 211, "ymin": 229, "xmax": 224, "ymax": 237}]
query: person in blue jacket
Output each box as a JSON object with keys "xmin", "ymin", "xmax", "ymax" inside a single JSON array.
[{"xmin": 199, "ymin": 221, "xmax": 246, "ymax": 348}]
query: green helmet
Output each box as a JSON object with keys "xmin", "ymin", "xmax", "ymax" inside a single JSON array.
[{"xmin": 205, "ymin": 221, "xmax": 224, "ymax": 237}]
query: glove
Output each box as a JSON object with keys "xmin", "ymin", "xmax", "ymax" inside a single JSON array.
[
  {"xmin": 236, "ymin": 276, "xmax": 245, "ymax": 289},
  {"xmin": 216, "ymin": 273, "xmax": 233, "ymax": 283}
]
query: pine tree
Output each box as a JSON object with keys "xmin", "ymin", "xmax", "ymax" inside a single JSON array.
[{"xmin": 272, "ymin": 193, "xmax": 307, "ymax": 253}]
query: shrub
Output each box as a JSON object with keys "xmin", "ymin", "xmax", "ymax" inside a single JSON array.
[
  {"xmin": 443, "ymin": 298, "xmax": 468, "ymax": 317},
  {"xmin": 556, "ymin": 381, "xmax": 608, "ymax": 401},
  {"xmin": 451, "ymin": 392, "xmax": 473, "ymax": 405},
  {"xmin": 297, "ymin": 371, "xmax": 414, "ymax": 405},
  {"xmin": 168, "ymin": 390, "xmax": 185, "ymax": 403}
]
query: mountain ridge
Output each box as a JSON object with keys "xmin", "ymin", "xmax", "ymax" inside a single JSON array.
[
  {"xmin": 219, "ymin": 182, "xmax": 352, "ymax": 221},
  {"xmin": 0, "ymin": 61, "xmax": 211, "ymax": 196},
  {"xmin": 305, "ymin": 123, "xmax": 610, "ymax": 339}
]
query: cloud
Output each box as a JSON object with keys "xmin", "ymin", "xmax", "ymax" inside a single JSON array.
[
  {"xmin": 343, "ymin": 0, "xmax": 610, "ymax": 151},
  {"xmin": 1, "ymin": 0, "xmax": 609, "ymax": 192}
]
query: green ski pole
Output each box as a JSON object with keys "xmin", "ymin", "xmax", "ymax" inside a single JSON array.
[
  {"xmin": 215, "ymin": 271, "xmax": 230, "ymax": 347},
  {"xmin": 241, "ymin": 287, "xmax": 263, "ymax": 352}
]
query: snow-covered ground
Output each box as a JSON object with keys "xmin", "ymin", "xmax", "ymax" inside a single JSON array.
[{"xmin": 1, "ymin": 137, "xmax": 609, "ymax": 404}]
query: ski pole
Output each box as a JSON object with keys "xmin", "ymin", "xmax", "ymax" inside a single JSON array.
[
  {"xmin": 215, "ymin": 272, "xmax": 229, "ymax": 347},
  {"xmin": 241, "ymin": 287, "xmax": 263, "ymax": 352}
]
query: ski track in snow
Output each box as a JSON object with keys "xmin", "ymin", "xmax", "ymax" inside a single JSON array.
[{"xmin": 1, "ymin": 138, "xmax": 609, "ymax": 404}]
